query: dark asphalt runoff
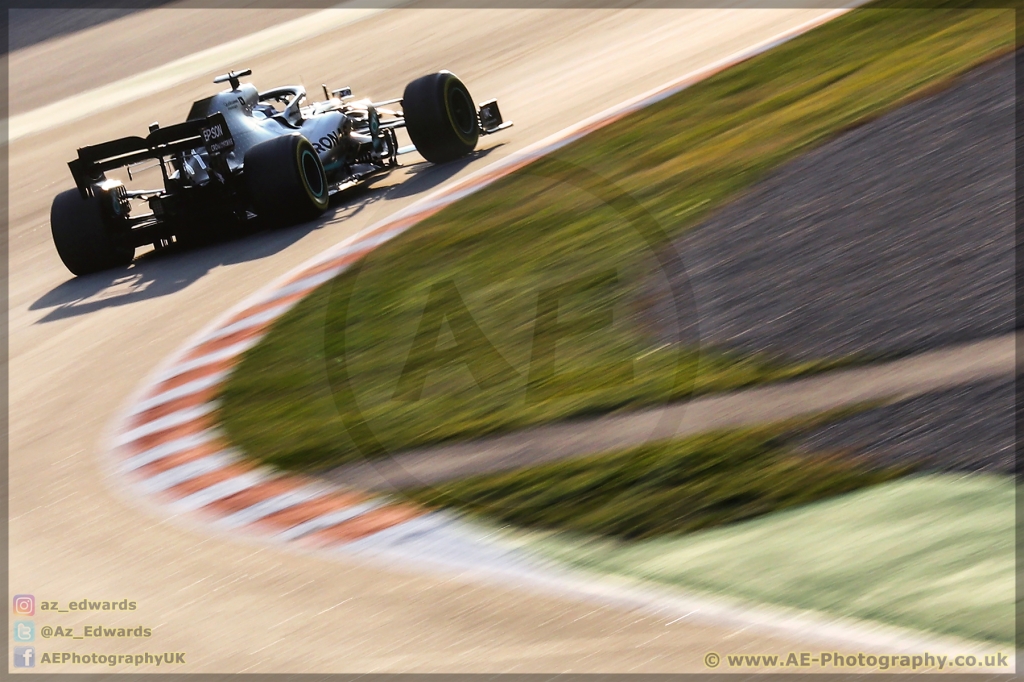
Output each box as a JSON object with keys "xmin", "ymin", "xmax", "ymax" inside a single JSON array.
[{"xmin": 655, "ymin": 52, "xmax": 1013, "ymax": 361}]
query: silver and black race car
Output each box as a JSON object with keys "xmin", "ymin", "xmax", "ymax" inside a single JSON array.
[{"xmin": 51, "ymin": 69, "xmax": 511, "ymax": 276}]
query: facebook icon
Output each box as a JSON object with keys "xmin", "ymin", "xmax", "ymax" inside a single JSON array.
[{"xmin": 14, "ymin": 646, "xmax": 35, "ymax": 668}]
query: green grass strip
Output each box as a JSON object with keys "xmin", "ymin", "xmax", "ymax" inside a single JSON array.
[
  {"xmin": 219, "ymin": 6, "xmax": 1013, "ymax": 470},
  {"xmin": 511, "ymin": 474, "xmax": 1014, "ymax": 644}
]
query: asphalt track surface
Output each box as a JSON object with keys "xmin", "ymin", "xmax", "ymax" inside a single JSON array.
[
  {"xmin": 8, "ymin": 7, "xmax": 323, "ymax": 114},
  {"xmin": 9, "ymin": 5, "xmax": 938, "ymax": 673},
  {"xmin": 8, "ymin": 5, "xmax": 171, "ymax": 54}
]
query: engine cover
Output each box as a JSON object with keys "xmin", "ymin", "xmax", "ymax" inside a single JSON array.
[{"xmin": 298, "ymin": 112, "xmax": 351, "ymax": 164}]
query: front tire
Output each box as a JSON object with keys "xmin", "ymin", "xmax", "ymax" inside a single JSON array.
[
  {"xmin": 50, "ymin": 189, "xmax": 135, "ymax": 276},
  {"xmin": 402, "ymin": 71, "xmax": 479, "ymax": 164},
  {"xmin": 244, "ymin": 134, "xmax": 329, "ymax": 225}
]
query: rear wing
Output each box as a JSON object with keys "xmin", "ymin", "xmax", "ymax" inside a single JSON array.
[{"xmin": 68, "ymin": 113, "xmax": 234, "ymax": 197}]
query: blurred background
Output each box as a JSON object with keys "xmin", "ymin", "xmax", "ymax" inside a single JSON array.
[{"xmin": 8, "ymin": 2, "xmax": 1015, "ymax": 672}]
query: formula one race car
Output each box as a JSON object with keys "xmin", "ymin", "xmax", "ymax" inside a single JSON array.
[{"xmin": 51, "ymin": 69, "xmax": 511, "ymax": 276}]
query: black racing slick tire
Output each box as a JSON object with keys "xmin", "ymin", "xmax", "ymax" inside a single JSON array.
[
  {"xmin": 244, "ymin": 134, "xmax": 329, "ymax": 225},
  {"xmin": 50, "ymin": 189, "xmax": 135, "ymax": 276},
  {"xmin": 402, "ymin": 71, "xmax": 479, "ymax": 164}
]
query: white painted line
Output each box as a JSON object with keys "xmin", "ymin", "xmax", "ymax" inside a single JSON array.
[
  {"xmin": 342, "ymin": 513, "xmax": 451, "ymax": 551},
  {"xmin": 251, "ymin": 227, "xmax": 406, "ymax": 308},
  {"xmin": 253, "ymin": 227, "xmax": 407, "ymax": 306},
  {"xmin": 157, "ymin": 338, "xmax": 261, "ymax": 382},
  {"xmin": 332, "ymin": 226, "xmax": 407, "ymax": 254},
  {"xmin": 217, "ymin": 484, "xmax": 335, "ymax": 528},
  {"xmin": 339, "ymin": 513, "xmax": 532, "ymax": 573},
  {"xmin": 254, "ymin": 228, "xmax": 405, "ymax": 304},
  {"xmin": 140, "ymin": 451, "xmax": 239, "ymax": 493},
  {"xmin": 276, "ymin": 500, "xmax": 383, "ymax": 541},
  {"xmin": 130, "ymin": 371, "xmax": 229, "ymax": 415},
  {"xmin": 120, "ymin": 430, "xmax": 220, "ymax": 472},
  {"xmin": 170, "ymin": 470, "xmax": 272, "ymax": 512},
  {"xmin": 261, "ymin": 267, "xmax": 347, "ymax": 305},
  {"xmin": 199, "ymin": 303, "xmax": 294, "ymax": 344},
  {"xmin": 115, "ymin": 403, "xmax": 217, "ymax": 447},
  {"xmin": 7, "ymin": 3, "xmax": 396, "ymax": 142}
]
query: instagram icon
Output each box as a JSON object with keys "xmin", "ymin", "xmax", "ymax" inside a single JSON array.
[{"xmin": 13, "ymin": 595, "xmax": 34, "ymax": 616}]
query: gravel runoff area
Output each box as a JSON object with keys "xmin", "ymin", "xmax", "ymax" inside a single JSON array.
[
  {"xmin": 650, "ymin": 52, "xmax": 1014, "ymax": 362},
  {"xmin": 642, "ymin": 54, "xmax": 1015, "ymax": 477},
  {"xmin": 797, "ymin": 377, "xmax": 1013, "ymax": 474}
]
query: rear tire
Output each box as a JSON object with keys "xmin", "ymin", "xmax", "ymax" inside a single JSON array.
[
  {"xmin": 244, "ymin": 134, "xmax": 329, "ymax": 225},
  {"xmin": 402, "ymin": 71, "xmax": 479, "ymax": 164},
  {"xmin": 50, "ymin": 189, "xmax": 134, "ymax": 276}
]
